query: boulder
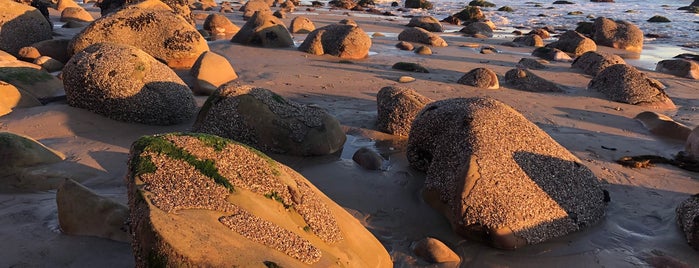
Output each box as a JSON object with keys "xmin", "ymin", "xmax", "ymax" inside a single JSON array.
[
  {"xmin": 298, "ymin": 24, "xmax": 372, "ymax": 59},
  {"xmin": 655, "ymin": 59, "xmax": 699, "ymax": 80},
  {"xmin": 193, "ymin": 85, "xmax": 346, "ymax": 156},
  {"xmin": 0, "ymin": 132, "xmax": 65, "ymax": 176},
  {"xmin": 241, "ymin": 0, "xmax": 272, "ymax": 19},
  {"xmin": 19, "ymin": 39, "xmax": 71, "ymax": 64},
  {"xmin": 159, "ymin": 0, "xmax": 196, "ymax": 25},
  {"xmin": 546, "ymin": 30, "xmax": 597, "ymax": 57},
  {"xmin": 398, "ymin": 27, "xmax": 447, "ymax": 47},
  {"xmin": 376, "ymin": 86, "xmax": 432, "ymax": 137},
  {"xmin": 34, "ymin": 56, "xmax": 64, "ymax": 72},
  {"xmin": 204, "ymin": 13, "xmax": 240, "ymax": 36},
  {"xmin": 528, "ymin": 28, "xmax": 550, "ymax": 39},
  {"xmin": 62, "ymin": 42, "xmax": 197, "ymax": 125},
  {"xmin": 412, "ymin": 237, "xmax": 460, "ymax": 263},
  {"xmin": 396, "ymin": 41, "xmax": 414, "ymax": 51},
  {"xmin": 290, "ymin": 16, "xmax": 316, "ymax": 34},
  {"xmin": 676, "ymin": 194, "xmax": 699, "ymax": 250},
  {"xmin": 457, "ymin": 67, "xmax": 499, "ymax": 89},
  {"xmin": 647, "ymin": 15, "xmax": 670, "ymax": 23},
  {"xmin": 392, "ymin": 62, "xmax": 429, "ymax": 73},
  {"xmin": 588, "ymin": 64, "xmax": 674, "ymax": 108},
  {"xmin": 634, "ymin": 111, "xmax": 691, "ymax": 141},
  {"xmin": 505, "ymin": 68, "xmax": 562, "ymax": 92},
  {"xmin": 571, "ymin": 51, "xmax": 625, "ymax": 76},
  {"xmin": 190, "ymin": 51, "xmax": 239, "ymax": 95},
  {"xmin": 405, "ymin": 0, "xmax": 433, "ymax": 9},
  {"xmin": 352, "ymin": 147, "xmax": 384, "ymax": 170},
  {"xmin": 591, "ymin": 17, "xmax": 643, "ymax": 52},
  {"xmin": 280, "ymin": 0, "xmax": 295, "ymax": 11},
  {"xmin": 469, "ymin": 0, "xmax": 494, "ymax": 7},
  {"xmin": 338, "ymin": 18, "xmax": 358, "ymax": 26},
  {"xmin": 231, "ymin": 11, "xmax": 294, "ymax": 48},
  {"xmin": 415, "ymin": 45, "xmax": 432, "ymax": 55},
  {"xmin": 406, "ymin": 16, "xmax": 444, "ymax": 32},
  {"xmin": 60, "ymin": 7, "xmax": 94, "ymax": 22},
  {"xmin": 0, "ymin": 81, "xmax": 41, "ymax": 116},
  {"xmin": 329, "ymin": 0, "xmax": 356, "ymax": 9},
  {"xmin": 512, "ymin": 35, "xmax": 543, "ymax": 47},
  {"xmin": 0, "ymin": 67, "xmax": 64, "ymax": 100},
  {"xmin": 68, "ymin": 6, "xmax": 209, "ymax": 69},
  {"xmin": 407, "ymin": 97, "xmax": 608, "ymax": 249},
  {"xmin": 0, "ymin": 50, "xmax": 16, "ymax": 61},
  {"xmin": 450, "ymin": 6, "xmax": 484, "ymax": 22},
  {"xmin": 532, "ymin": 47, "xmax": 573, "ymax": 62},
  {"xmin": 57, "ymin": 0, "xmax": 81, "ymax": 12},
  {"xmin": 56, "ymin": 179, "xmax": 130, "ymax": 242},
  {"xmin": 220, "ymin": 1, "xmax": 234, "ymax": 12},
  {"xmin": 516, "ymin": 58, "xmax": 547, "ymax": 69},
  {"xmin": 460, "ymin": 22, "xmax": 494, "ymax": 38},
  {"xmin": 0, "ymin": 0, "xmax": 52, "ymax": 56}
]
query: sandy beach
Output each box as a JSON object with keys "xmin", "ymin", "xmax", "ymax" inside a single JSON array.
[{"xmin": 2, "ymin": 1, "xmax": 699, "ymax": 267}]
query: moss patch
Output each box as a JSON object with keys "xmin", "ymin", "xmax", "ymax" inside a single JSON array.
[
  {"xmin": 182, "ymin": 132, "xmax": 231, "ymax": 151},
  {"xmin": 0, "ymin": 67, "xmax": 54, "ymax": 84}
]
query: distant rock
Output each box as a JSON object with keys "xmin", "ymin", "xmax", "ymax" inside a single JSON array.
[
  {"xmin": 57, "ymin": 179, "xmax": 130, "ymax": 242},
  {"xmin": 647, "ymin": 15, "xmax": 670, "ymax": 23},
  {"xmin": 634, "ymin": 111, "xmax": 691, "ymax": 141},
  {"xmin": 396, "ymin": 41, "xmax": 414, "ymax": 50},
  {"xmin": 405, "ymin": 0, "xmax": 433, "ymax": 9},
  {"xmin": 190, "ymin": 51, "xmax": 239, "ymax": 95},
  {"xmin": 505, "ymin": 68, "xmax": 563, "ymax": 92},
  {"xmin": 0, "ymin": 81, "xmax": 41, "ymax": 116},
  {"xmin": 63, "ymin": 42, "xmax": 197, "ymax": 125},
  {"xmin": 57, "ymin": 0, "xmax": 81, "ymax": 12},
  {"xmin": 0, "ymin": 0, "xmax": 52, "ymax": 56},
  {"xmin": 511, "ymin": 35, "xmax": 544, "ymax": 47},
  {"xmin": 392, "ymin": 62, "xmax": 429, "ymax": 73},
  {"xmin": 352, "ymin": 147, "xmax": 384, "ymax": 170},
  {"xmin": 468, "ymin": 0, "xmax": 494, "ymax": 7},
  {"xmin": 69, "ymin": 6, "xmax": 209, "ymax": 69},
  {"xmin": 498, "ymin": 6, "xmax": 514, "ymax": 12},
  {"xmin": 289, "ymin": 16, "xmax": 316, "ymax": 33},
  {"xmin": 591, "ymin": 17, "xmax": 643, "ymax": 52},
  {"xmin": 528, "ymin": 28, "xmax": 551, "ymax": 39},
  {"xmin": 329, "ymin": 0, "xmax": 357, "ymax": 9},
  {"xmin": 655, "ymin": 59, "xmax": 699, "ymax": 80},
  {"xmin": 591, "ymin": 0, "xmax": 614, "ymax": 2},
  {"xmin": 193, "ymin": 85, "xmax": 345, "ymax": 156},
  {"xmin": 272, "ymin": 7, "xmax": 286, "ymax": 17},
  {"xmin": 231, "ymin": 11, "xmax": 294, "ymax": 48},
  {"xmin": 460, "ymin": 21, "xmax": 494, "ymax": 38},
  {"xmin": 415, "ymin": 46, "xmax": 432, "ymax": 55},
  {"xmin": 553, "ymin": 0, "xmax": 574, "ymax": 4},
  {"xmin": 450, "ymin": 6, "xmax": 484, "ymax": 22},
  {"xmin": 517, "ymin": 58, "xmax": 547, "ymax": 69},
  {"xmin": 532, "ymin": 47, "xmax": 573, "ymax": 62},
  {"xmin": 571, "ymin": 51, "xmax": 626, "ymax": 76},
  {"xmin": 240, "ymin": 0, "xmax": 271, "ymax": 19},
  {"xmin": 398, "ymin": 27, "xmax": 448, "ymax": 47},
  {"xmin": 204, "ymin": 13, "xmax": 240, "ymax": 36},
  {"xmin": 457, "ymin": 67, "xmax": 499, "ymax": 89},
  {"xmin": 676, "ymin": 194, "xmax": 699, "ymax": 250},
  {"xmin": 406, "ymin": 16, "xmax": 444, "ymax": 32},
  {"xmin": 412, "ymin": 237, "xmax": 460, "ymax": 263},
  {"xmin": 60, "ymin": 7, "xmax": 94, "ymax": 22},
  {"xmin": 0, "ymin": 132, "xmax": 64, "ymax": 176},
  {"xmin": 588, "ymin": 64, "xmax": 674, "ymax": 109},
  {"xmin": 376, "ymin": 85, "xmax": 432, "ymax": 136},
  {"xmin": 407, "ymin": 97, "xmax": 608, "ymax": 249},
  {"xmin": 126, "ymin": 133, "xmax": 391, "ymax": 267},
  {"xmin": 398, "ymin": 76, "xmax": 416, "ymax": 83},
  {"xmin": 546, "ymin": 30, "xmax": 596, "ymax": 57},
  {"xmin": 298, "ymin": 24, "xmax": 372, "ymax": 59}
]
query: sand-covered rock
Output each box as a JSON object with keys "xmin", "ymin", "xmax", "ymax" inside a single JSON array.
[
  {"xmin": 126, "ymin": 133, "xmax": 391, "ymax": 266},
  {"xmin": 193, "ymin": 84, "xmax": 346, "ymax": 156},
  {"xmin": 190, "ymin": 51, "xmax": 239, "ymax": 95},
  {"xmin": 546, "ymin": 30, "xmax": 597, "ymax": 57},
  {"xmin": 376, "ymin": 86, "xmax": 432, "ymax": 137},
  {"xmin": 676, "ymin": 194, "xmax": 699, "ymax": 250},
  {"xmin": 60, "ymin": 7, "xmax": 94, "ymax": 22},
  {"xmin": 290, "ymin": 16, "xmax": 316, "ymax": 33},
  {"xmin": 457, "ymin": 67, "xmax": 499, "ymax": 89},
  {"xmin": 0, "ymin": 81, "xmax": 41, "ymax": 116},
  {"xmin": 591, "ymin": 17, "xmax": 643, "ymax": 52},
  {"xmin": 19, "ymin": 39, "xmax": 71, "ymax": 64},
  {"xmin": 298, "ymin": 24, "xmax": 372, "ymax": 59},
  {"xmin": 0, "ymin": 67, "xmax": 64, "ymax": 100},
  {"xmin": 0, "ymin": 132, "xmax": 65, "ymax": 176},
  {"xmin": 231, "ymin": 11, "xmax": 294, "ymax": 48},
  {"xmin": 412, "ymin": 237, "xmax": 460, "ymax": 263},
  {"xmin": 240, "ymin": 0, "xmax": 272, "ymax": 19},
  {"xmin": 68, "ymin": 6, "xmax": 209, "ymax": 69},
  {"xmin": 572, "ymin": 51, "xmax": 626, "ymax": 76},
  {"xmin": 655, "ymin": 59, "xmax": 699, "ymax": 80},
  {"xmin": 505, "ymin": 68, "xmax": 562, "ymax": 92},
  {"xmin": 588, "ymin": 64, "xmax": 675, "ymax": 108},
  {"xmin": 0, "ymin": 0, "xmax": 53, "ymax": 56},
  {"xmin": 634, "ymin": 111, "xmax": 691, "ymax": 141},
  {"xmin": 406, "ymin": 16, "xmax": 444, "ymax": 32},
  {"xmin": 63, "ymin": 42, "xmax": 197, "ymax": 125},
  {"xmin": 203, "ymin": 13, "xmax": 240, "ymax": 36},
  {"xmin": 407, "ymin": 97, "xmax": 608, "ymax": 249},
  {"xmin": 56, "ymin": 179, "xmax": 130, "ymax": 242},
  {"xmin": 398, "ymin": 27, "xmax": 447, "ymax": 47}
]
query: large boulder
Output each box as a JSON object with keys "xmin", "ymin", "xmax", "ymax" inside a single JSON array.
[
  {"xmin": 240, "ymin": 0, "xmax": 271, "ymax": 19},
  {"xmin": 192, "ymin": 85, "xmax": 346, "ymax": 156},
  {"xmin": 460, "ymin": 22, "xmax": 494, "ymax": 38},
  {"xmin": 398, "ymin": 27, "xmax": 447, "ymax": 47},
  {"xmin": 676, "ymin": 194, "xmax": 699, "ymax": 250},
  {"xmin": 407, "ymin": 97, "xmax": 608, "ymax": 249},
  {"xmin": 203, "ymin": 13, "xmax": 240, "ymax": 36},
  {"xmin": 57, "ymin": 179, "xmax": 130, "ymax": 242},
  {"xmin": 231, "ymin": 11, "xmax": 294, "ymax": 48},
  {"xmin": 591, "ymin": 17, "xmax": 644, "ymax": 52},
  {"xmin": 289, "ymin": 16, "xmax": 316, "ymax": 34},
  {"xmin": 505, "ymin": 68, "xmax": 562, "ymax": 92},
  {"xmin": 655, "ymin": 59, "xmax": 699, "ymax": 80},
  {"xmin": 62, "ymin": 42, "xmax": 197, "ymax": 125},
  {"xmin": 406, "ymin": 16, "xmax": 444, "ymax": 32},
  {"xmin": 376, "ymin": 86, "xmax": 432, "ymax": 137},
  {"xmin": 457, "ymin": 67, "xmax": 499, "ymax": 89},
  {"xmin": 571, "ymin": 51, "xmax": 625, "ymax": 76},
  {"xmin": 190, "ymin": 51, "xmax": 239, "ymax": 95},
  {"xmin": 68, "ymin": 6, "xmax": 209, "ymax": 69},
  {"xmin": 0, "ymin": 132, "xmax": 65, "ymax": 176},
  {"xmin": 0, "ymin": 0, "xmax": 52, "ymax": 56},
  {"xmin": 298, "ymin": 24, "xmax": 372, "ymax": 59},
  {"xmin": 546, "ymin": 30, "xmax": 597, "ymax": 57},
  {"xmin": 588, "ymin": 64, "xmax": 675, "ymax": 109},
  {"xmin": 126, "ymin": 133, "xmax": 392, "ymax": 266}
]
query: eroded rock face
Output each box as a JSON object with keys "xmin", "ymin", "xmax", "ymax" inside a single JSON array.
[
  {"xmin": 591, "ymin": 17, "xmax": 643, "ymax": 52},
  {"xmin": 588, "ymin": 64, "xmax": 675, "ymax": 109},
  {"xmin": 398, "ymin": 27, "xmax": 448, "ymax": 47},
  {"xmin": 193, "ymin": 84, "xmax": 346, "ymax": 156},
  {"xmin": 230, "ymin": 11, "xmax": 294, "ymax": 48},
  {"xmin": 571, "ymin": 51, "xmax": 625, "ymax": 76},
  {"xmin": 676, "ymin": 194, "xmax": 699, "ymax": 251},
  {"xmin": 376, "ymin": 86, "xmax": 432, "ymax": 137},
  {"xmin": 63, "ymin": 42, "xmax": 197, "ymax": 125},
  {"xmin": 127, "ymin": 133, "xmax": 391, "ymax": 267},
  {"xmin": 68, "ymin": 6, "xmax": 209, "ymax": 68},
  {"xmin": 298, "ymin": 24, "xmax": 372, "ymax": 59},
  {"xmin": 0, "ymin": 0, "xmax": 53, "ymax": 56},
  {"xmin": 457, "ymin": 67, "xmax": 499, "ymax": 89},
  {"xmin": 407, "ymin": 97, "xmax": 608, "ymax": 249}
]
